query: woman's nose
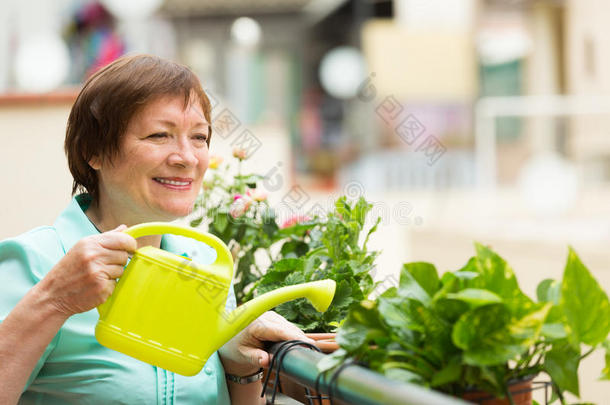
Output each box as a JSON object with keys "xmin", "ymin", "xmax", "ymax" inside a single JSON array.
[{"xmin": 167, "ymin": 140, "xmax": 198, "ymax": 168}]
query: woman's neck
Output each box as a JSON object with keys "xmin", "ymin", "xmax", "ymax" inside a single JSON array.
[{"xmin": 85, "ymin": 200, "xmax": 162, "ymax": 249}]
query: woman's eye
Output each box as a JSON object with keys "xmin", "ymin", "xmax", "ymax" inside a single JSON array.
[
  {"xmin": 148, "ymin": 132, "xmax": 168, "ymax": 139},
  {"xmin": 193, "ymin": 134, "xmax": 208, "ymax": 142}
]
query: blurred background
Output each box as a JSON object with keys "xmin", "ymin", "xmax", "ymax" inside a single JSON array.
[{"xmin": 1, "ymin": 0, "xmax": 609, "ymax": 401}]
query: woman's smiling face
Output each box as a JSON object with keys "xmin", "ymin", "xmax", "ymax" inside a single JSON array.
[{"xmin": 91, "ymin": 94, "xmax": 210, "ymax": 223}]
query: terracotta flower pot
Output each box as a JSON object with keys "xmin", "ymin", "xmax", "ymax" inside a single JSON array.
[
  {"xmin": 305, "ymin": 333, "xmax": 339, "ymax": 354},
  {"xmin": 461, "ymin": 377, "xmax": 534, "ymax": 405}
]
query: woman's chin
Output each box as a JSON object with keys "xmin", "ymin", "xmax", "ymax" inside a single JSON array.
[{"xmin": 156, "ymin": 203, "xmax": 195, "ymax": 220}]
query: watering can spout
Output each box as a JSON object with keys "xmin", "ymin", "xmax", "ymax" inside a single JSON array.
[{"xmin": 215, "ymin": 280, "xmax": 336, "ymax": 347}]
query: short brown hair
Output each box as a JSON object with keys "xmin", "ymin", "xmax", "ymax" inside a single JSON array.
[{"xmin": 65, "ymin": 54, "xmax": 212, "ymax": 202}]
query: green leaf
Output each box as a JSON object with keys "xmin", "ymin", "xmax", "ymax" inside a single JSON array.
[
  {"xmin": 334, "ymin": 197, "xmax": 351, "ymax": 221},
  {"xmin": 363, "ymin": 216, "xmax": 381, "ymax": 250},
  {"xmin": 508, "ymin": 303, "xmax": 551, "ymax": 341},
  {"xmin": 234, "ymin": 173, "xmax": 265, "ymax": 183},
  {"xmin": 432, "ymin": 298, "xmax": 470, "ymax": 323},
  {"xmin": 560, "ymin": 248, "xmax": 610, "ymax": 346},
  {"xmin": 402, "ymin": 262, "xmax": 440, "ymax": 298},
  {"xmin": 473, "ymin": 243, "xmax": 533, "ymax": 316},
  {"xmin": 536, "ymin": 278, "xmax": 564, "ymax": 327},
  {"xmin": 537, "ymin": 279, "xmax": 560, "ymax": 304},
  {"xmin": 190, "ymin": 216, "xmax": 204, "ymax": 227},
  {"xmin": 275, "ymin": 221, "xmax": 318, "ymax": 239},
  {"xmin": 430, "ymin": 357, "xmax": 462, "ymax": 387},
  {"xmin": 359, "ymin": 274, "xmax": 375, "ymax": 297},
  {"xmin": 212, "ymin": 212, "xmax": 229, "ymax": 234},
  {"xmin": 352, "ymin": 196, "xmax": 372, "ymax": 227},
  {"xmin": 398, "ymin": 264, "xmax": 433, "ymax": 305},
  {"xmin": 378, "ymin": 295, "xmax": 423, "ymax": 337},
  {"xmin": 544, "ymin": 341, "xmax": 581, "ymax": 396},
  {"xmin": 272, "ymin": 258, "xmax": 304, "ymax": 273},
  {"xmin": 382, "ymin": 365, "xmax": 425, "ymax": 384},
  {"xmin": 541, "ymin": 323, "xmax": 567, "ymax": 339},
  {"xmin": 447, "ymin": 288, "xmax": 503, "ymax": 308},
  {"xmin": 453, "ymin": 304, "xmax": 528, "ymax": 366},
  {"xmin": 280, "ymin": 240, "xmax": 309, "ymax": 258},
  {"xmin": 261, "ymin": 208, "xmax": 278, "ymax": 238},
  {"xmin": 331, "ymin": 280, "xmax": 353, "ymax": 309},
  {"xmin": 336, "ymin": 301, "xmax": 387, "ymax": 351},
  {"xmin": 415, "ymin": 303, "xmax": 455, "ymax": 360},
  {"xmin": 479, "ymin": 366, "xmax": 507, "ymax": 396}
]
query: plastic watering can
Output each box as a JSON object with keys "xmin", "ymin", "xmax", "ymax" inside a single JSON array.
[{"xmin": 95, "ymin": 222, "xmax": 336, "ymax": 376}]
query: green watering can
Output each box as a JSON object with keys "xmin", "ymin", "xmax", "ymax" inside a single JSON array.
[{"xmin": 95, "ymin": 222, "xmax": 336, "ymax": 376}]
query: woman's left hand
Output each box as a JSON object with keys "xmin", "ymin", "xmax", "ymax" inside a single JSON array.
[{"xmin": 218, "ymin": 311, "xmax": 314, "ymax": 376}]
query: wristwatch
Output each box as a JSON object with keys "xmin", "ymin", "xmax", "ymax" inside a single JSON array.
[{"xmin": 225, "ymin": 368, "xmax": 264, "ymax": 384}]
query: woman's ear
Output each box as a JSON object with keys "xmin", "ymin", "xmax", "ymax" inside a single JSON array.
[{"xmin": 88, "ymin": 155, "xmax": 102, "ymax": 170}]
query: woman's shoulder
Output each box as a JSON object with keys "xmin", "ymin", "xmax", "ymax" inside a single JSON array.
[
  {"xmin": 1, "ymin": 225, "xmax": 63, "ymax": 253},
  {"xmin": 0, "ymin": 226, "xmax": 64, "ymax": 279}
]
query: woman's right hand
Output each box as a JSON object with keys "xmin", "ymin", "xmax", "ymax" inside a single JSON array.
[{"xmin": 40, "ymin": 225, "xmax": 137, "ymax": 317}]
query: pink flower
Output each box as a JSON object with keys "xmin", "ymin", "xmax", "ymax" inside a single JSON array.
[
  {"xmin": 208, "ymin": 154, "xmax": 223, "ymax": 169},
  {"xmin": 246, "ymin": 188, "xmax": 267, "ymax": 202},
  {"xmin": 229, "ymin": 195, "xmax": 253, "ymax": 218},
  {"xmin": 232, "ymin": 147, "xmax": 248, "ymax": 160},
  {"xmin": 280, "ymin": 214, "xmax": 311, "ymax": 229}
]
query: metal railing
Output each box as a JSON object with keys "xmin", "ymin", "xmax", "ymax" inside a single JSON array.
[{"xmin": 266, "ymin": 343, "xmax": 472, "ymax": 405}]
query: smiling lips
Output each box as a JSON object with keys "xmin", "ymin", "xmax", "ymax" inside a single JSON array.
[{"xmin": 153, "ymin": 177, "xmax": 193, "ymax": 190}]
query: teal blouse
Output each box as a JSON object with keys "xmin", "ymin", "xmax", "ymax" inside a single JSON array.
[{"xmin": 0, "ymin": 195, "xmax": 235, "ymax": 404}]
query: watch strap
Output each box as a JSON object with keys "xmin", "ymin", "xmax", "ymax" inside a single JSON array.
[{"xmin": 225, "ymin": 368, "xmax": 264, "ymax": 384}]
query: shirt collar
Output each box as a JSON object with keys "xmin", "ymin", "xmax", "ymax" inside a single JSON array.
[{"xmin": 54, "ymin": 194, "xmax": 100, "ymax": 253}]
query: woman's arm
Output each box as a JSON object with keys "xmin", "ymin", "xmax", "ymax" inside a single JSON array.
[
  {"xmin": 0, "ymin": 225, "xmax": 136, "ymax": 404},
  {"xmin": 227, "ymin": 379, "xmax": 265, "ymax": 405},
  {"xmin": 0, "ymin": 282, "xmax": 69, "ymax": 404}
]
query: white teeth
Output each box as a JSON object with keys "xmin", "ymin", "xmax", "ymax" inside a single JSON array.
[{"xmin": 156, "ymin": 178, "xmax": 189, "ymax": 186}]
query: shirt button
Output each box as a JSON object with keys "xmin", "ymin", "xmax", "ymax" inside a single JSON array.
[{"xmin": 204, "ymin": 367, "xmax": 213, "ymax": 375}]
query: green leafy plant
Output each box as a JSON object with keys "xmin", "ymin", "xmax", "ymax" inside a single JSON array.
[
  {"xmin": 191, "ymin": 153, "xmax": 382, "ymax": 319},
  {"xmin": 321, "ymin": 243, "xmax": 610, "ymax": 403},
  {"xmin": 249, "ymin": 196, "xmax": 381, "ymax": 332}
]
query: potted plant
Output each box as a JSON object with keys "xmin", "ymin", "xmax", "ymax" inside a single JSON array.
[
  {"xmin": 320, "ymin": 243, "xmax": 610, "ymax": 405},
  {"xmin": 191, "ymin": 152, "xmax": 383, "ymax": 324}
]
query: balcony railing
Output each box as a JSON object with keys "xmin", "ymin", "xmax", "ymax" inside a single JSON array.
[{"xmin": 265, "ymin": 342, "xmax": 472, "ymax": 405}]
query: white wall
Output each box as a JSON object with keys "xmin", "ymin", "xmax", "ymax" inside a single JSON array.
[{"xmin": 0, "ymin": 102, "xmax": 73, "ymax": 239}]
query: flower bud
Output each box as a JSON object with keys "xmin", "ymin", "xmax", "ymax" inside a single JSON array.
[
  {"xmin": 246, "ymin": 188, "xmax": 267, "ymax": 202},
  {"xmin": 280, "ymin": 214, "xmax": 311, "ymax": 229},
  {"xmin": 229, "ymin": 196, "xmax": 253, "ymax": 218},
  {"xmin": 232, "ymin": 147, "xmax": 248, "ymax": 160}
]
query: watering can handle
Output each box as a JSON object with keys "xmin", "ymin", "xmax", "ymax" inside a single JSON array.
[{"xmin": 123, "ymin": 222, "xmax": 233, "ymax": 271}]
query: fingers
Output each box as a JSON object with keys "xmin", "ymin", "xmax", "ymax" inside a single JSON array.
[
  {"xmin": 104, "ymin": 264, "xmax": 126, "ymax": 280},
  {"xmin": 100, "ymin": 249, "xmax": 130, "ymax": 267},
  {"xmin": 251, "ymin": 312, "xmax": 314, "ymax": 344},
  {"xmin": 238, "ymin": 346, "xmax": 269, "ymax": 369},
  {"xmin": 98, "ymin": 227, "xmax": 137, "ymax": 253}
]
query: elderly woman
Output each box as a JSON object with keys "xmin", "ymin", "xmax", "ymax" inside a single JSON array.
[{"xmin": 0, "ymin": 54, "xmax": 311, "ymax": 404}]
